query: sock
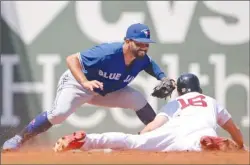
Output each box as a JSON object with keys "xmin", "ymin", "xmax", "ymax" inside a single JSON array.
[
  {"xmin": 18, "ymin": 111, "xmax": 52, "ymax": 142},
  {"xmin": 136, "ymin": 103, "xmax": 156, "ymax": 125}
]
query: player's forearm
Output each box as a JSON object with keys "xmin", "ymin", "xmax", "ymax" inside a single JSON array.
[
  {"xmin": 144, "ymin": 60, "xmax": 166, "ymax": 80},
  {"xmin": 229, "ymin": 127, "xmax": 244, "ymax": 148},
  {"xmin": 221, "ymin": 119, "xmax": 245, "ymax": 149},
  {"xmin": 66, "ymin": 53, "xmax": 88, "ymax": 84},
  {"xmin": 140, "ymin": 115, "xmax": 168, "ymax": 134},
  {"xmin": 139, "ymin": 122, "xmax": 154, "ymax": 134}
]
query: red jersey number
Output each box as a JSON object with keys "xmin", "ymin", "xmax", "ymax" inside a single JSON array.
[{"xmin": 177, "ymin": 95, "xmax": 207, "ymax": 109}]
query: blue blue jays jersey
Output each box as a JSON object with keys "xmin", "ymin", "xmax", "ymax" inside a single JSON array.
[{"xmin": 79, "ymin": 42, "xmax": 165, "ymax": 96}]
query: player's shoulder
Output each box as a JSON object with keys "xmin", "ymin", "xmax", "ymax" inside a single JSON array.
[
  {"xmin": 204, "ymin": 94, "xmax": 216, "ymax": 102},
  {"xmin": 81, "ymin": 42, "xmax": 123, "ymax": 58},
  {"xmin": 162, "ymin": 99, "xmax": 179, "ymax": 110},
  {"xmin": 198, "ymin": 93, "xmax": 216, "ymax": 103},
  {"xmin": 158, "ymin": 99, "xmax": 179, "ymax": 116},
  {"xmin": 97, "ymin": 42, "xmax": 124, "ymax": 55}
]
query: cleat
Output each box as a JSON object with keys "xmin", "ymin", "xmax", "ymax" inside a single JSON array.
[
  {"xmin": 2, "ymin": 135, "xmax": 23, "ymax": 152},
  {"xmin": 53, "ymin": 131, "xmax": 86, "ymax": 153}
]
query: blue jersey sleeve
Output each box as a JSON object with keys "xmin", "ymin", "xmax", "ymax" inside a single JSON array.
[
  {"xmin": 144, "ymin": 57, "xmax": 166, "ymax": 80},
  {"xmin": 79, "ymin": 46, "xmax": 104, "ymax": 68}
]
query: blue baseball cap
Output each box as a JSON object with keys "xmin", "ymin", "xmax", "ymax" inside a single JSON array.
[{"xmin": 125, "ymin": 23, "xmax": 155, "ymax": 43}]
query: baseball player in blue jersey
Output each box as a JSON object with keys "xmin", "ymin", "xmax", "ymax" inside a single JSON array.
[{"xmin": 2, "ymin": 23, "xmax": 175, "ymax": 152}]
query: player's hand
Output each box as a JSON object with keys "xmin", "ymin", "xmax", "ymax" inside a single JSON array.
[
  {"xmin": 242, "ymin": 145, "xmax": 249, "ymax": 152},
  {"xmin": 81, "ymin": 80, "xmax": 103, "ymax": 91}
]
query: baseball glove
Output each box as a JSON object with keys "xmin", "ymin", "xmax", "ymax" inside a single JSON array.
[{"xmin": 151, "ymin": 78, "xmax": 176, "ymax": 99}]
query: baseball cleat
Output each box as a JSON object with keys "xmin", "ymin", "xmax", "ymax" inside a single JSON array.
[
  {"xmin": 2, "ymin": 135, "xmax": 23, "ymax": 152},
  {"xmin": 200, "ymin": 136, "xmax": 238, "ymax": 151},
  {"xmin": 53, "ymin": 131, "xmax": 86, "ymax": 153}
]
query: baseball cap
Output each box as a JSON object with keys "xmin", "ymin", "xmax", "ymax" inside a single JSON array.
[{"xmin": 125, "ymin": 23, "xmax": 155, "ymax": 43}]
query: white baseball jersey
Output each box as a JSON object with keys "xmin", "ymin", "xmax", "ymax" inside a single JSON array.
[
  {"xmin": 80, "ymin": 92, "xmax": 232, "ymax": 152},
  {"xmin": 155, "ymin": 92, "xmax": 232, "ymax": 151}
]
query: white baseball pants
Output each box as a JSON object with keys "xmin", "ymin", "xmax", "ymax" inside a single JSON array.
[{"xmin": 81, "ymin": 124, "xmax": 218, "ymax": 152}]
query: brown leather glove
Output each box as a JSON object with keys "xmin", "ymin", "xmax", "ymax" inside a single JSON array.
[{"xmin": 151, "ymin": 78, "xmax": 176, "ymax": 99}]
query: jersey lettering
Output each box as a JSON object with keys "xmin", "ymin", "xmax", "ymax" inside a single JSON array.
[
  {"xmin": 123, "ymin": 75, "xmax": 135, "ymax": 83},
  {"xmin": 177, "ymin": 95, "xmax": 207, "ymax": 109},
  {"xmin": 98, "ymin": 70, "xmax": 121, "ymax": 80}
]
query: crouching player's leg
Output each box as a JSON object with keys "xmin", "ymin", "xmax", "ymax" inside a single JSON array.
[
  {"xmin": 2, "ymin": 87, "xmax": 93, "ymax": 152},
  {"xmin": 2, "ymin": 72, "xmax": 94, "ymax": 152},
  {"xmin": 88, "ymin": 86, "xmax": 156, "ymax": 125}
]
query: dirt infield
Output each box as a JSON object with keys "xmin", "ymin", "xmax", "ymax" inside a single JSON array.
[{"xmin": 1, "ymin": 148, "xmax": 249, "ymax": 164}]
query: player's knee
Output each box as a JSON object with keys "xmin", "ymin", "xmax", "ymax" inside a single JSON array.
[
  {"xmin": 47, "ymin": 107, "xmax": 73, "ymax": 124},
  {"xmin": 125, "ymin": 91, "xmax": 147, "ymax": 110},
  {"xmin": 47, "ymin": 114, "xmax": 67, "ymax": 125}
]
